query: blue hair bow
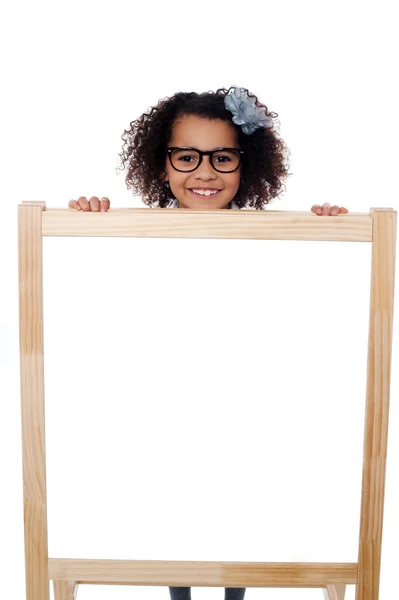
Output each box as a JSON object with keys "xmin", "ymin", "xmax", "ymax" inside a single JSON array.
[{"xmin": 224, "ymin": 87, "xmax": 273, "ymax": 135}]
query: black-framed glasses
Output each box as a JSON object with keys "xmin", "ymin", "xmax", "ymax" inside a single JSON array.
[{"xmin": 166, "ymin": 147, "xmax": 244, "ymax": 173}]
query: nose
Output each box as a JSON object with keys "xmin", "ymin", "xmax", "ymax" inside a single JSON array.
[{"xmin": 194, "ymin": 155, "xmax": 217, "ymax": 180}]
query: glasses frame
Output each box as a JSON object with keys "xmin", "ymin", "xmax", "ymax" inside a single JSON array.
[{"xmin": 166, "ymin": 146, "xmax": 244, "ymax": 173}]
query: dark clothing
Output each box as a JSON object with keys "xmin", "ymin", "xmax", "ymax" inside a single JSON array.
[{"xmin": 169, "ymin": 587, "xmax": 246, "ymax": 600}]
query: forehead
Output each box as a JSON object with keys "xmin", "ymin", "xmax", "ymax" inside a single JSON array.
[{"xmin": 169, "ymin": 114, "xmax": 239, "ymax": 149}]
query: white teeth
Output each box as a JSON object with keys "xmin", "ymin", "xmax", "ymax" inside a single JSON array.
[{"xmin": 191, "ymin": 189, "xmax": 219, "ymax": 196}]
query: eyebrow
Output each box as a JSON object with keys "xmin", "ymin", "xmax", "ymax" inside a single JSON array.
[{"xmin": 173, "ymin": 146, "xmax": 239, "ymax": 151}]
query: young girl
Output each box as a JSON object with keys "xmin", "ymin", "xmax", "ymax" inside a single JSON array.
[
  {"xmin": 68, "ymin": 86, "xmax": 349, "ymax": 600},
  {"xmin": 68, "ymin": 85, "xmax": 348, "ymax": 216}
]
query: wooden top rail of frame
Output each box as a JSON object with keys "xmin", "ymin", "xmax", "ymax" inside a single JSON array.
[{"xmin": 19, "ymin": 202, "xmax": 390, "ymax": 242}]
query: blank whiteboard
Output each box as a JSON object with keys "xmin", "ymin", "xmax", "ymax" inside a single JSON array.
[{"xmin": 43, "ymin": 236, "xmax": 368, "ymax": 562}]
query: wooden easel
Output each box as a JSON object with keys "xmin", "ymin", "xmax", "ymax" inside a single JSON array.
[{"xmin": 18, "ymin": 202, "xmax": 397, "ymax": 600}]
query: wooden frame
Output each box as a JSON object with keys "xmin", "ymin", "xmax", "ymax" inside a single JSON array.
[{"xmin": 18, "ymin": 202, "xmax": 397, "ymax": 600}]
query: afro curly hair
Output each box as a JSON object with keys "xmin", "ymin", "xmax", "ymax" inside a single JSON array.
[{"xmin": 117, "ymin": 86, "xmax": 291, "ymax": 209}]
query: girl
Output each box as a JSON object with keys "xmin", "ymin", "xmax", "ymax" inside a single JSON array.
[
  {"xmin": 68, "ymin": 86, "xmax": 348, "ymax": 600},
  {"xmin": 68, "ymin": 85, "xmax": 348, "ymax": 216}
]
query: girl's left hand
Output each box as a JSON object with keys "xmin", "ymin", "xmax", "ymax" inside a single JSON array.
[{"xmin": 311, "ymin": 203, "xmax": 349, "ymax": 216}]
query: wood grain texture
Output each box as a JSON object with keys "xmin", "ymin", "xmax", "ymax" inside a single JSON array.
[
  {"xmin": 18, "ymin": 202, "xmax": 49, "ymax": 600},
  {"xmin": 42, "ymin": 207, "xmax": 373, "ymax": 241},
  {"xmin": 53, "ymin": 580, "xmax": 79, "ymax": 600},
  {"xmin": 355, "ymin": 208, "xmax": 397, "ymax": 600},
  {"xmin": 323, "ymin": 584, "xmax": 346, "ymax": 600},
  {"xmin": 48, "ymin": 559, "xmax": 357, "ymax": 587}
]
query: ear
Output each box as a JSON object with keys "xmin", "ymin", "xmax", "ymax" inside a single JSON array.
[{"xmin": 160, "ymin": 168, "xmax": 169, "ymax": 183}]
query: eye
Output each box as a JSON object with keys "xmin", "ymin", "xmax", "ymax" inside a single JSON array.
[{"xmin": 172, "ymin": 150, "xmax": 199, "ymax": 162}]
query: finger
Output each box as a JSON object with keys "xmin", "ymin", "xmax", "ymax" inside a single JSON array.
[
  {"xmin": 77, "ymin": 196, "xmax": 91, "ymax": 211},
  {"xmin": 68, "ymin": 199, "xmax": 81, "ymax": 210},
  {"xmin": 311, "ymin": 204, "xmax": 322, "ymax": 215},
  {"xmin": 322, "ymin": 203, "xmax": 331, "ymax": 215},
  {"xmin": 330, "ymin": 205, "xmax": 341, "ymax": 216},
  {"xmin": 89, "ymin": 196, "xmax": 100, "ymax": 212},
  {"xmin": 339, "ymin": 207, "xmax": 349, "ymax": 213},
  {"xmin": 100, "ymin": 197, "xmax": 110, "ymax": 212}
]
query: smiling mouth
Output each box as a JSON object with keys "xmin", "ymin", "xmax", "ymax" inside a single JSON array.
[{"xmin": 188, "ymin": 188, "xmax": 222, "ymax": 198}]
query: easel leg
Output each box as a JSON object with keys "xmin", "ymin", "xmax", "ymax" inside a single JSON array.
[
  {"xmin": 19, "ymin": 201, "xmax": 50, "ymax": 600},
  {"xmin": 323, "ymin": 584, "xmax": 346, "ymax": 600},
  {"xmin": 53, "ymin": 581, "xmax": 79, "ymax": 600}
]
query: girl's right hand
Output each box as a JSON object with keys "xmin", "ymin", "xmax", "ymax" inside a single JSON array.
[{"xmin": 68, "ymin": 196, "xmax": 111, "ymax": 211}]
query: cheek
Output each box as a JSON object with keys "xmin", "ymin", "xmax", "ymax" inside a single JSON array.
[
  {"xmin": 165, "ymin": 162, "xmax": 183, "ymax": 184},
  {"xmin": 167, "ymin": 172, "xmax": 188, "ymax": 198},
  {"xmin": 170, "ymin": 173, "xmax": 187, "ymax": 188}
]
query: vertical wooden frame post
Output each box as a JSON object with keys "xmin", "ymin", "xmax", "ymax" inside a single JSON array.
[
  {"xmin": 18, "ymin": 201, "xmax": 50, "ymax": 600},
  {"xmin": 356, "ymin": 208, "xmax": 397, "ymax": 600}
]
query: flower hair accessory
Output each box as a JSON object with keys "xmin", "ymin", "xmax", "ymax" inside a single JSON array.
[{"xmin": 224, "ymin": 87, "xmax": 273, "ymax": 135}]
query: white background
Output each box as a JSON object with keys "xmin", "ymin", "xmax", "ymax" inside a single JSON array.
[{"xmin": 1, "ymin": 1, "xmax": 398, "ymax": 599}]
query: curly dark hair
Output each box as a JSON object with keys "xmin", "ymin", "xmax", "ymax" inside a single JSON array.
[{"xmin": 116, "ymin": 86, "xmax": 291, "ymax": 209}]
